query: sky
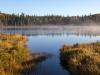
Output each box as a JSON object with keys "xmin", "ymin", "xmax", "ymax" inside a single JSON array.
[{"xmin": 0, "ymin": 0, "xmax": 100, "ymax": 16}]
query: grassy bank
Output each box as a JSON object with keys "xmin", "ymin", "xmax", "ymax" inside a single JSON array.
[
  {"xmin": 60, "ymin": 42, "xmax": 100, "ymax": 75},
  {"xmin": 0, "ymin": 34, "xmax": 46, "ymax": 75}
]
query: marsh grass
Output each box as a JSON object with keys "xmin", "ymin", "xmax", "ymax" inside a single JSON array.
[
  {"xmin": 60, "ymin": 42, "xmax": 100, "ymax": 75},
  {"xmin": 0, "ymin": 34, "xmax": 46, "ymax": 75}
]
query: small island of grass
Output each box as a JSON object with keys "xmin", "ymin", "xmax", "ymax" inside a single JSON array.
[
  {"xmin": 0, "ymin": 34, "xmax": 46, "ymax": 75},
  {"xmin": 60, "ymin": 42, "xmax": 100, "ymax": 75}
]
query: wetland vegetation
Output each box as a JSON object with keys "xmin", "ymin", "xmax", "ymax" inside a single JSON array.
[
  {"xmin": 0, "ymin": 34, "xmax": 46, "ymax": 75},
  {"xmin": 0, "ymin": 11, "xmax": 100, "ymax": 75},
  {"xmin": 60, "ymin": 42, "xmax": 100, "ymax": 75},
  {"xmin": 0, "ymin": 0, "xmax": 100, "ymax": 75}
]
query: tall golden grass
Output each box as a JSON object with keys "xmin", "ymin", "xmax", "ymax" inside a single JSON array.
[
  {"xmin": 60, "ymin": 42, "xmax": 100, "ymax": 75},
  {"xmin": 0, "ymin": 34, "xmax": 35, "ymax": 75}
]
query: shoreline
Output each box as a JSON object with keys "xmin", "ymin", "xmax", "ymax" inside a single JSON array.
[
  {"xmin": 0, "ymin": 34, "xmax": 47, "ymax": 75},
  {"xmin": 21, "ymin": 52, "xmax": 47, "ymax": 75}
]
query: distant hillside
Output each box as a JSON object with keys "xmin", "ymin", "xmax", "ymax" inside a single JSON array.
[{"xmin": 0, "ymin": 11, "xmax": 100, "ymax": 26}]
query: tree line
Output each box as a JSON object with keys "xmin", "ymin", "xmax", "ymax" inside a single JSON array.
[{"xmin": 0, "ymin": 11, "xmax": 100, "ymax": 26}]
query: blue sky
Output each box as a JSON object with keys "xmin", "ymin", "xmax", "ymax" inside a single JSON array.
[{"xmin": 0, "ymin": 0, "xmax": 100, "ymax": 16}]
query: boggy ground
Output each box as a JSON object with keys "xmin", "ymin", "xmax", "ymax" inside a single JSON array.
[
  {"xmin": 60, "ymin": 42, "xmax": 100, "ymax": 75},
  {"xmin": 0, "ymin": 34, "xmax": 47, "ymax": 75}
]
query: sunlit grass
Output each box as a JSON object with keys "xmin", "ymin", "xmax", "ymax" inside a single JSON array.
[
  {"xmin": 0, "ymin": 34, "xmax": 46, "ymax": 75},
  {"xmin": 60, "ymin": 42, "xmax": 100, "ymax": 75}
]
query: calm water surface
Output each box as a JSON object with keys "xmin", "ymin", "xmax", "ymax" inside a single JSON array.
[
  {"xmin": 27, "ymin": 34, "xmax": 100, "ymax": 75},
  {"xmin": 0, "ymin": 27, "xmax": 100, "ymax": 75}
]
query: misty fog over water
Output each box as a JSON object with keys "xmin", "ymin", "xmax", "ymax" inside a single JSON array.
[
  {"xmin": 0, "ymin": 25, "xmax": 100, "ymax": 75},
  {"xmin": 0, "ymin": 25, "xmax": 100, "ymax": 35}
]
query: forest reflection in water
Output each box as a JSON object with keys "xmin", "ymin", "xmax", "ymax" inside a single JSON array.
[
  {"xmin": 0, "ymin": 26, "xmax": 100, "ymax": 75},
  {"xmin": 0, "ymin": 25, "xmax": 100, "ymax": 35},
  {"xmin": 27, "ymin": 34, "xmax": 100, "ymax": 75}
]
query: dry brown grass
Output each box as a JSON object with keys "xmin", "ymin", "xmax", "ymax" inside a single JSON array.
[
  {"xmin": 60, "ymin": 42, "xmax": 100, "ymax": 75},
  {"xmin": 0, "ymin": 34, "xmax": 45, "ymax": 75}
]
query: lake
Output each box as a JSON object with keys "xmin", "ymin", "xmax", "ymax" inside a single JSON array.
[
  {"xmin": 0, "ymin": 26, "xmax": 100, "ymax": 75},
  {"xmin": 27, "ymin": 34, "xmax": 100, "ymax": 75}
]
